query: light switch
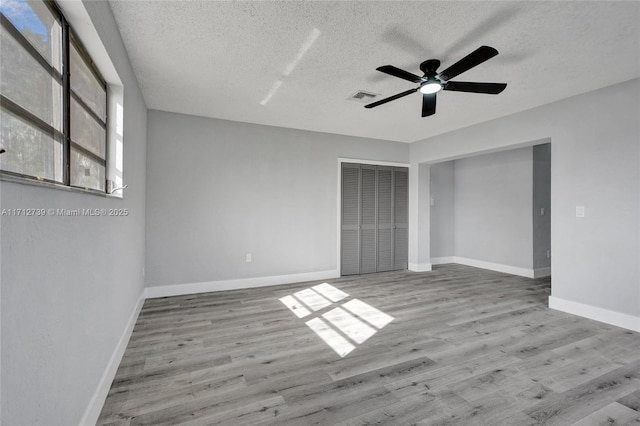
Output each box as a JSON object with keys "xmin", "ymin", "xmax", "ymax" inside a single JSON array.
[
  {"xmin": 246, "ymin": 253, "xmax": 252, "ymax": 262},
  {"xmin": 576, "ymin": 206, "xmax": 585, "ymax": 218}
]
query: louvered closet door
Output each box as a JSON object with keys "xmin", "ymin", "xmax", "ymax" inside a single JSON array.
[
  {"xmin": 341, "ymin": 164, "xmax": 360, "ymax": 275},
  {"xmin": 393, "ymin": 168, "xmax": 409, "ymax": 270},
  {"xmin": 377, "ymin": 167, "xmax": 394, "ymax": 272},
  {"xmin": 341, "ymin": 163, "xmax": 409, "ymax": 275},
  {"xmin": 360, "ymin": 166, "xmax": 377, "ymax": 274}
]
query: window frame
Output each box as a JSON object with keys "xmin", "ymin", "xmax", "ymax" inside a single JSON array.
[{"xmin": 0, "ymin": 0, "xmax": 109, "ymax": 195}]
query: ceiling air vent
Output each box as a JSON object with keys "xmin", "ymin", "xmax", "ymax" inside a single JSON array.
[{"xmin": 348, "ymin": 90, "xmax": 379, "ymax": 103}]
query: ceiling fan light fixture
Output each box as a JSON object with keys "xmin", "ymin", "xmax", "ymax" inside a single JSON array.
[
  {"xmin": 366, "ymin": 46, "xmax": 505, "ymax": 117},
  {"xmin": 419, "ymin": 81, "xmax": 442, "ymax": 94}
]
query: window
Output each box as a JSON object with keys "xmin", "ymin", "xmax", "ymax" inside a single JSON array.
[{"xmin": 0, "ymin": 0, "xmax": 108, "ymax": 193}]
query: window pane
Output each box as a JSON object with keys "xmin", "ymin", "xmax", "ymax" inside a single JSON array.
[
  {"xmin": 1, "ymin": 25, "xmax": 63, "ymax": 130},
  {"xmin": 70, "ymin": 148, "xmax": 105, "ymax": 191},
  {"xmin": 71, "ymin": 97, "xmax": 105, "ymax": 158},
  {"xmin": 70, "ymin": 43, "xmax": 106, "ymax": 121},
  {"xmin": 0, "ymin": 108, "xmax": 63, "ymax": 182},
  {"xmin": 0, "ymin": 0, "xmax": 62, "ymax": 71}
]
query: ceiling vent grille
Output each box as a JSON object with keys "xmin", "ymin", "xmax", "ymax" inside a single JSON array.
[{"xmin": 348, "ymin": 90, "xmax": 379, "ymax": 103}]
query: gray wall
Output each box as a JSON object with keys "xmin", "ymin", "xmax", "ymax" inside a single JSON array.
[
  {"xmin": 145, "ymin": 110, "xmax": 409, "ymax": 288},
  {"xmin": 533, "ymin": 143, "xmax": 551, "ymax": 269},
  {"xmin": 429, "ymin": 145, "xmax": 551, "ymax": 272},
  {"xmin": 429, "ymin": 161, "xmax": 454, "ymax": 258},
  {"xmin": 411, "ymin": 78, "xmax": 640, "ymax": 318},
  {"xmin": 454, "ymin": 147, "xmax": 534, "ymax": 269},
  {"xmin": 0, "ymin": 2, "xmax": 147, "ymax": 425}
]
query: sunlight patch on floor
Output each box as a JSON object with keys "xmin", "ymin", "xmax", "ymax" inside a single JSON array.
[
  {"xmin": 279, "ymin": 283, "xmax": 394, "ymax": 357},
  {"xmin": 342, "ymin": 298, "xmax": 394, "ymax": 329},
  {"xmin": 293, "ymin": 288, "xmax": 332, "ymax": 311},
  {"xmin": 305, "ymin": 317, "xmax": 356, "ymax": 357},
  {"xmin": 312, "ymin": 283, "xmax": 349, "ymax": 302},
  {"xmin": 279, "ymin": 295, "xmax": 311, "ymax": 318},
  {"xmin": 323, "ymin": 307, "xmax": 377, "ymax": 344}
]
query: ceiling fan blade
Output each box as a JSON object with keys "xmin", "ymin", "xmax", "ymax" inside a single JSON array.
[
  {"xmin": 437, "ymin": 46, "xmax": 499, "ymax": 81},
  {"xmin": 365, "ymin": 88, "xmax": 418, "ymax": 108},
  {"xmin": 443, "ymin": 81, "xmax": 507, "ymax": 94},
  {"xmin": 422, "ymin": 93, "xmax": 436, "ymax": 117},
  {"xmin": 376, "ymin": 65, "xmax": 423, "ymax": 83}
]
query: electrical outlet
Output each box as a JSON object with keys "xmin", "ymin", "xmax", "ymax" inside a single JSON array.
[
  {"xmin": 540, "ymin": 207, "xmax": 545, "ymax": 216},
  {"xmin": 246, "ymin": 253, "xmax": 252, "ymax": 263},
  {"xmin": 576, "ymin": 206, "xmax": 585, "ymax": 218}
]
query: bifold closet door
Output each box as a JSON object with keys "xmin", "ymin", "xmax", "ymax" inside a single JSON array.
[
  {"xmin": 393, "ymin": 168, "xmax": 409, "ymax": 270},
  {"xmin": 360, "ymin": 166, "xmax": 378, "ymax": 274},
  {"xmin": 377, "ymin": 167, "xmax": 394, "ymax": 272},
  {"xmin": 341, "ymin": 163, "xmax": 360, "ymax": 275},
  {"xmin": 341, "ymin": 163, "xmax": 409, "ymax": 276}
]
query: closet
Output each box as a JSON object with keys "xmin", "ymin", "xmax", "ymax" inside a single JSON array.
[{"xmin": 341, "ymin": 163, "xmax": 408, "ymax": 275}]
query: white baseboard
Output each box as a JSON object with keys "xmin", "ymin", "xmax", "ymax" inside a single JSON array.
[
  {"xmin": 408, "ymin": 262, "xmax": 432, "ymax": 272},
  {"xmin": 451, "ymin": 256, "xmax": 535, "ymax": 278},
  {"xmin": 80, "ymin": 290, "xmax": 145, "ymax": 426},
  {"xmin": 533, "ymin": 267, "xmax": 552, "ymax": 278},
  {"xmin": 430, "ymin": 257, "xmax": 456, "ymax": 265},
  {"xmin": 146, "ymin": 269, "xmax": 340, "ymax": 299},
  {"xmin": 549, "ymin": 296, "xmax": 640, "ymax": 332},
  {"xmin": 431, "ymin": 257, "xmax": 551, "ymax": 279}
]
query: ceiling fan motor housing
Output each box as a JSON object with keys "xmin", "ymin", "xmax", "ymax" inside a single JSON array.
[{"xmin": 420, "ymin": 59, "xmax": 441, "ymax": 78}]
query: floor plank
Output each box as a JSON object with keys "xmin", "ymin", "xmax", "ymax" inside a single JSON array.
[{"xmin": 98, "ymin": 264, "xmax": 640, "ymax": 425}]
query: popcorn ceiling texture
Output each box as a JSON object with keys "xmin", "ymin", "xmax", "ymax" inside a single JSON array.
[{"xmin": 108, "ymin": 0, "xmax": 639, "ymax": 143}]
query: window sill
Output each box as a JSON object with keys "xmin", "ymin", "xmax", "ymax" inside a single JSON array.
[{"xmin": 0, "ymin": 172, "xmax": 123, "ymax": 199}]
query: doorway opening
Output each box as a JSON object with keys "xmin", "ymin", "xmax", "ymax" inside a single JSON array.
[{"xmin": 429, "ymin": 142, "xmax": 551, "ymax": 279}]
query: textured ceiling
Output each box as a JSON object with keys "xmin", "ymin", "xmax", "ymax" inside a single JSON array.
[{"xmin": 108, "ymin": 1, "xmax": 640, "ymax": 143}]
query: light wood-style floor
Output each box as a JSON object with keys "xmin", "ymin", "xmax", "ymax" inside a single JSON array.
[{"xmin": 98, "ymin": 264, "xmax": 640, "ymax": 425}]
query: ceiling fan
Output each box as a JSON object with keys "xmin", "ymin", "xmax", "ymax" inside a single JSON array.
[{"xmin": 365, "ymin": 46, "xmax": 507, "ymax": 117}]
